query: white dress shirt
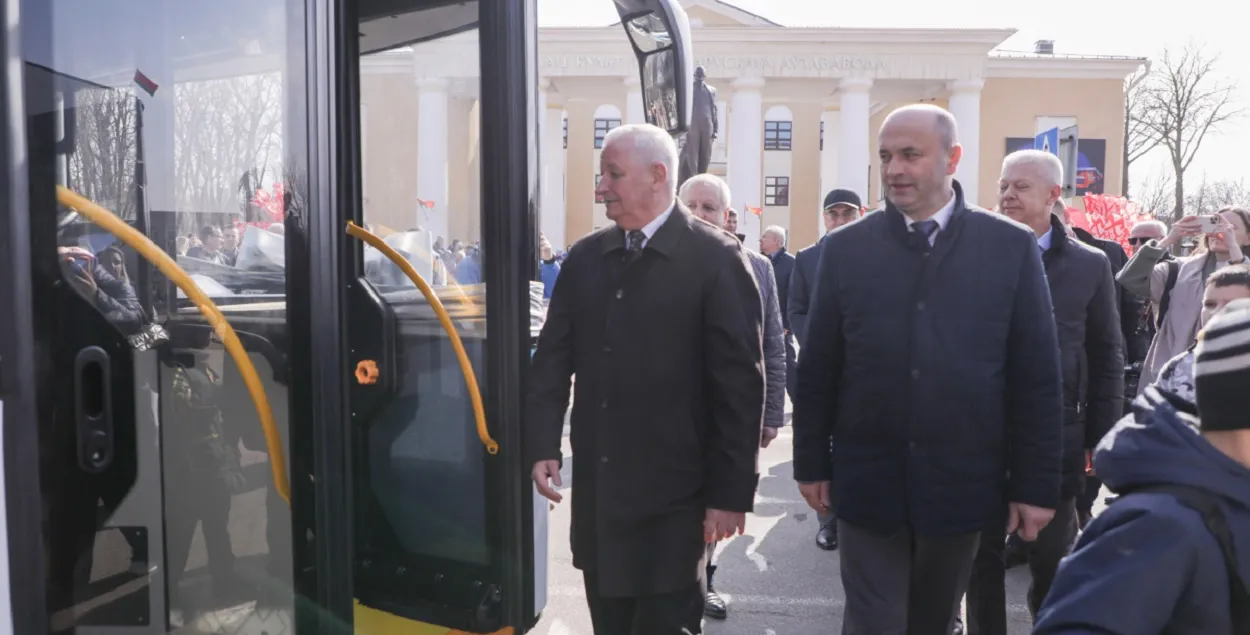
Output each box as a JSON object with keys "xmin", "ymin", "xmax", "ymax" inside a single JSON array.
[
  {"xmin": 905, "ymin": 190, "xmax": 957, "ymax": 247},
  {"xmin": 631, "ymin": 204, "xmax": 674, "ymax": 250}
]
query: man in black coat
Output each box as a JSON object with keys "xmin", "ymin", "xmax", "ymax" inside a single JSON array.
[
  {"xmin": 787, "ymin": 187, "xmax": 864, "ymax": 552},
  {"xmin": 527, "ymin": 123, "xmax": 765, "ymax": 635},
  {"xmin": 793, "ymin": 104, "xmax": 1063, "ymax": 635},
  {"xmin": 966, "ymin": 150, "xmax": 1124, "ymax": 634}
]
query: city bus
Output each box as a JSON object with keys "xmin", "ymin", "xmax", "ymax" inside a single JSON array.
[{"xmin": 0, "ymin": 0, "xmax": 693, "ymax": 633}]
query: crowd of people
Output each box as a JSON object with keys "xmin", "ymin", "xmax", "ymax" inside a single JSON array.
[{"xmin": 525, "ymin": 105, "xmax": 1250, "ymax": 635}]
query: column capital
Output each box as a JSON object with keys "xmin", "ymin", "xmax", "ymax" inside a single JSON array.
[
  {"xmin": 416, "ymin": 76, "xmax": 449, "ymax": 92},
  {"xmin": 948, "ymin": 78, "xmax": 985, "ymax": 94},
  {"xmin": 731, "ymin": 76, "xmax": 765, "ymax": 91},
  {"xmin": 838, "ymin": 77, "xmax": 874, "ymax": 93}
]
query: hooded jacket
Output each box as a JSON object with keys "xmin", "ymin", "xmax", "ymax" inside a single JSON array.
[{"xmin": 1034, "ymin": 387, "xmax": 1250, "ymax": 635}]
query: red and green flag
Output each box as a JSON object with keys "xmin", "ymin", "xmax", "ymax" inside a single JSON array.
[{"xmin": 133, "ymin": 69, "xmax": 158, "ymax": 97}]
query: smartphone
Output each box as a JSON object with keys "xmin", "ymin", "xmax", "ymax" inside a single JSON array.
[{"xmin": 1197, "ymin": 215, "xmax": 1222, "ymax": 233}]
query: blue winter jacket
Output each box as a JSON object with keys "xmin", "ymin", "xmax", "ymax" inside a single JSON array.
[{"xmin": 1033, "ymin": 387, "xmax": 1250, "ymax": 635}]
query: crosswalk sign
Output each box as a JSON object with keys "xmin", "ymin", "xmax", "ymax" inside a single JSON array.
[{"xmin": 1034, "ymin": 128, "xmax": 1060, "ymax": 157}]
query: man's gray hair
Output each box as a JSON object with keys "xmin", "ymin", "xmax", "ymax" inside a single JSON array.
[
  {"xmin": 1002, "ymin": 150, "xmax": 1064, "ymax": 188},
  {"xmin": 603, "ymin": 123, "xmax": 679, "ymax": 193},
  {"xmin": 763, "ymin": 225, "xmax": 787, "ymax": 247},
  {"xmin": 1132, "ymin": 219, "xmax": 1168, "ymax": 235},
  {"xmin": 678, "ymin": 173, "xmax": 731, "ymax": 211},
  {"xmin": 882, "ymin": 104, "xmax": 959, "ymax": 151}
]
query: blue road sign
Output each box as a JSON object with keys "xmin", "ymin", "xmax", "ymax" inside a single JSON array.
[{"xmin": 1034, "ymin": 128, "xmax": 1060, "ymax": 157}]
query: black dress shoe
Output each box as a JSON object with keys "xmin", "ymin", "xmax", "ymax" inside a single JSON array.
[
  {"xmin": 816, "ymin": 524, "xmax": 838, "ymax": 551},
  {"xmin": 704, "ymin": 565, "xmax": 727, "ymax": 619}
]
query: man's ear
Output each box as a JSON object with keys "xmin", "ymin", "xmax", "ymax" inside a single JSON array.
[
  {"xmin": 651, "ymin": 162, "xmax": 668, "ymax": 188},
  {"xmin": 947, "ymin": 144, "xmax": 963, "ymax": 176}
]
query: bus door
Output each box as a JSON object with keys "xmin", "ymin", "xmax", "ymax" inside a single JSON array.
[{"xmin": 0, "ymin": 0, "xmax": 692, "ymax": 633}]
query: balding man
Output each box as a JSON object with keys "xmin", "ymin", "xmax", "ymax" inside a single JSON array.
[
  {"xmin": 966, "ymin": 150, "xmax": 1123, "ymax": 634},
  {"xmin": 680, "ymin": 174, "xmax": 786, "ymax": 620},
  {"xmin": 527, "ymin": 124, "xmax": 765, "ymax": 635},
  {"xmin": 793, "ymin": 105, "xmax": 1063, "ymax": 635}
]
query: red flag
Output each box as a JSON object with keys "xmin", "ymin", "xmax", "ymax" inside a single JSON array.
[
  {"xmin": 133, "ymin": 69, "xmax": 159, "ymax": 97},
  {"xmin": 251, "ymin": 182, "xmax": 286, "ymax": 223},
  {"xmin": 417, "ymin": 198, "xmax": 435, "ymax": 209},
  {"xmin": 1066, "ymin": 206, "xmax": 1091, "ymax": 232},
  {"xmin": 745, "ymin": 205, "xmax": 762, "ymax": 216}
]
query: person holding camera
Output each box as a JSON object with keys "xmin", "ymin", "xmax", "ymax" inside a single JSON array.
[{"xmin": 1115, "ymin": 207, "xmax": 1249, "ymax": 393}]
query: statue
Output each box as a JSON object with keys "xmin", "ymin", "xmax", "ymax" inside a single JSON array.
[{"xmin": 678, "ymin": 66, "xmax": 717, "ymax": 188}]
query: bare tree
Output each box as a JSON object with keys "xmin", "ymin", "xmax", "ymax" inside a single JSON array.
[
  {"xmin": 1137, "ymin": 44, "xmax": 1243, "ymax": 218},
  {"xmin": 66, "ymin": 86, "xmax": 142, "ymax": 221},
  {"xmin": 1183, "ymin": 177, "xmax": 1250, "ymax": 216},
  {"xmin": 1122, "ymin": 69, "xmax": 1159, "ymax": 196},
  {"xmin": 173, "ymin": 73, "xmax": 283, "ymax": 234},
  {"xmin": 1132, "ymin": 167, "xmax": 1174, "ymax": 219}
]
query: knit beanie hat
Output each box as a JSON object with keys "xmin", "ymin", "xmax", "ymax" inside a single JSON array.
[{"xmin": 1194, "ymin": 297, "xmax": 1250, "ymax": 432}]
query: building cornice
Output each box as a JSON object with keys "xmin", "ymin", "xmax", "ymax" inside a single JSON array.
[
  {"xmin": 986, "ymin": 54, "xmax": 1147, "ymax": 80},
  {"xmin": 540, "ymin": 26, "xmax": 1017, "ymax": 48}
]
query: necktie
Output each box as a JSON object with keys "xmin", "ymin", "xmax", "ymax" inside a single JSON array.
[
  {"xmin": 626, "ymin": 230, "xmax": 646, "ymax": 257},
  {"xmin": 910, "ymin": 219, "xmax": 939, "ymax": 252}
]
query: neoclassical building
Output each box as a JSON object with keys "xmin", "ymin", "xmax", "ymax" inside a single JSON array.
[{"xmin": 360, "ymin": 0, "xmax": 1146, "ymax": 253}]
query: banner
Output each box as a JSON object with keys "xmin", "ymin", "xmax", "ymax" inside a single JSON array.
[{"xmin": 1082, "ymin": 194, "xmax": 1151, "ymax": 251}]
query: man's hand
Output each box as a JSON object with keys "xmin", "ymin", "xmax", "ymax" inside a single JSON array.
[
  {"xmin": 531, "ymin": 460, "xmax": 563, "ymax": 503},
  {"xmin": 761, "ymin": 426, "xmax": 779, "ymax": 448},
  {"xmin": 704, "ymin": 508, "xmax": 745, "ymax": 542},
  {"xmin": 798, "ymin": 481, "xmax": 831, "ymax": 515},
  {"xmin": 1007, "ymin": 502, "xmax": 1055, "ymax": 542}
]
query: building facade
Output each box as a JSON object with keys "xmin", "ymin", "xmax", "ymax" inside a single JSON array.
[{"xmin": 360, "ymin": 0, "xmax": 1146, "ymax": 253}]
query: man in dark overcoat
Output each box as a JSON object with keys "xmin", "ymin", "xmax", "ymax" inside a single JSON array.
[
  {"xmin": 526, "ymin": 123, "xmax": 766, "ymax": 635},
  {"xmin": 792, "ymin": 104, "xmax": 1064, "ymax": 635}
]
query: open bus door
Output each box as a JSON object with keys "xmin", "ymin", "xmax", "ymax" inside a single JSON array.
[{"xmin": 0, "ymin": 0, "xmax": 692, "ymax": 634}]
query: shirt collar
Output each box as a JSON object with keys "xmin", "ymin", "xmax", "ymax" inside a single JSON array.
[
  {"xmin": 1037, "ymin": 227, "xmax": 1054, "ymax": 251},
  {"xmin": 905, "ymin": 190, "xmax": 957, "ymax": 232},
  {"xmin": 639, "ymin": 204, "xmax": 673, "ymax": 240}
]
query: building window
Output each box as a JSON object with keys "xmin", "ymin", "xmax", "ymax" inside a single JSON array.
[
  {"xmin": 594, "ymin": 118, "xmax": 620, "ymax": 149},
  {"xmin": 764, "ymin": 120, "xmax": 792, "ymax": 151},
  {"xmin": 563, "ymin": 118, "xmax": 568, "ymax": 149},
  {"xmin": 595, "ymin": 174, "xmax": 604, "ymax": 203},
  {"xmin": 819, "ymin": 121, "xmax": 824, "ymax": 152},
  {"xmin": 765, "ymin": 176, "xmax": 790, "ymax": 206}
]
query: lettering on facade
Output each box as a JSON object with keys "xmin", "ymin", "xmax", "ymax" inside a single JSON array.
[
  {"xmin": 541, "ymin": 53, "xmax": 887, "ymax": 74},
  {"xmin": 542, "ymin": 54, "xmax": 630, "ymax": 70}
]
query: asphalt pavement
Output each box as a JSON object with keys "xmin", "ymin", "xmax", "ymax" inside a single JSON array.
[{"xmin": 530, "ymin": 419, "xmax": 1044, "ymax": 635}]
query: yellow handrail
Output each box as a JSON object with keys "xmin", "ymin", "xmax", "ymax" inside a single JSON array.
[
  {"xmin": 346, "ymin": 221, "xmax": 499, "ymax": 455},
  {"xmin": 55, "ymin": 186, "xmax": 292, "ymax": 503}
]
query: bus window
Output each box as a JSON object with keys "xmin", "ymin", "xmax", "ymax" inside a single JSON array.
[
  {"xmin": 357, "ymin": 0, "xmax": 495, "ymax": 580},
  {"xmin": 27, "ymin": 0, "xmax": 305, "ymax": 631}
]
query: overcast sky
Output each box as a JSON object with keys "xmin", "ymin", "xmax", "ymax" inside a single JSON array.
[{"xmin": 537, "ymin": 0, "xmax": 1249, "ymax": 199}]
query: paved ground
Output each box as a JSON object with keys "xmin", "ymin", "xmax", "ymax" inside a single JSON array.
[{"xmin": 530, "ymin": 422, "xmax": 1044, "ymax": 635}]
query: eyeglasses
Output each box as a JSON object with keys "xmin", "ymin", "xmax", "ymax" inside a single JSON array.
[{"xmin": 1127, "ymin": 237, "xmax": 1156, "ymax": 246}]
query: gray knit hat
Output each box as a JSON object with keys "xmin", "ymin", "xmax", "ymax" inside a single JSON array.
[{"xmin": 1194, "ymin": 298, "xmax": 1250, "ymax": 432}]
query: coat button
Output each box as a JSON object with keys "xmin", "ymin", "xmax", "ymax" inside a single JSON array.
[
  {"xmin": 615, "ymin": 289, "xmax": 624, "ymax": 299},
  {"xmin": 603, "ymin": 345, "xmax": 612, "ymax": 353},
  {"xmin": 600, "ymin": 399, "xmax": 608, "ymax": 408},
  {"xmin": 910, "ymin": 368, "xmax": 920, "ymax": 379},
  {"xmin": 601, "ymin": 456, "xmax": 609, "ymax": 463},
  {"xmin": 916, "ymin": 301, "xmax": 925, "ymax": 311}
]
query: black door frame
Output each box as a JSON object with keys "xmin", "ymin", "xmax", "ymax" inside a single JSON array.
[
  {"xmin": 290, "ymin": 0, "xmax": 360, "ymax": 631},
  {"xmin": 0, "ymin": 0, "xmax": 50, "ymax": 631}
]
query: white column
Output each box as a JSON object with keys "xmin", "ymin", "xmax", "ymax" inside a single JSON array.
[
  {"xmin": 417, "ymin": 77, "xmax": 450, "ymax": 242},
  {"xmin": 819, "ymin": 107, "xmax": 841, "ymax": 229},
  {"xmin": 624, "ymin": 75, "xmax": 645, "ymax": 125},
  {"xmin": 947, "ymin": 79, "xmax": 984, "ymax": 207},
  {"xmin": 837, "ymin": 78, "xmax": 873, "ymax": 204},
  {"xmin": 711, "ymin": 98, "xmax": 728, "ymax": 164},
  {"xmin": 727, "ymin": 77, "xmax": 765, "ymax": 250},
  {"xmin": 539, "ymin": 81, "xmax": 567, "ymax": 250}
]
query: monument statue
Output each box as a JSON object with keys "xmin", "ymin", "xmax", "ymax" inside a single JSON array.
[{"xmin": 678, "ymin": 66, "xmax": 717, "ymax": 188}]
